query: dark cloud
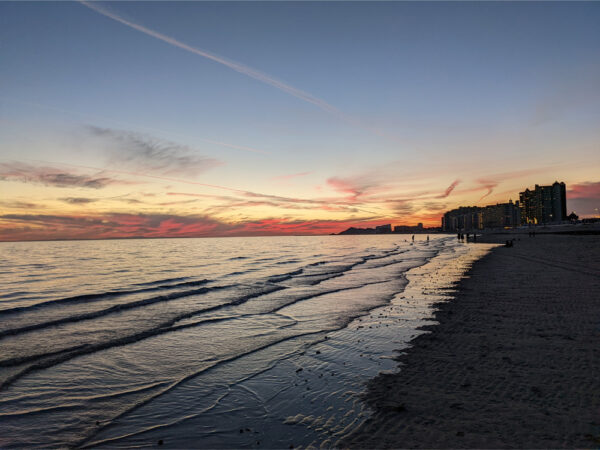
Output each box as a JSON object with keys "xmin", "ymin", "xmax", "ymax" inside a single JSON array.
[
  {"xmin": 0, "ymin": 162, "xmax": 123, "ymax": 189},
  {"xmin": 87, "ymin": 126, "xmax": 222, "ymax": 177},
  {"xmin": 390, "ymin": 201, "xmax": 415, "ymax": 215},
  {"xmin": 157, "ymin": 199, "xmax": 199, "ymax": 206},
  {"xmin": 0, "ymin": 200, "xmax": 39, "ymax": 209},
  {"xmin": 423, "ymin": 202, "xmax": 448, "ymax": 212},
  {"xmin": 115, "ymin": 198, "xmax": 144, "ymax": 205},
  {"xmin": 61, "ymin": 197, "xmax": 98, "ymax": 204},
  {"xmin": 1, "ymin": 214, "xmax": 109, "ymax": 227}
]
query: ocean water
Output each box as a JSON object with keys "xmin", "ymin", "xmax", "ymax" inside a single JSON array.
[{"xmin": 0, "ymin": 235, "xmax": 492, "ymax": 448}]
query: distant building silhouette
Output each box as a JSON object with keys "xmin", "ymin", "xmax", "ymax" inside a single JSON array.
[
  {"xmin": 338, "ymin": 222, "xmax": 437, "ymax": 235},
  {"xmin": 519, "ymin": 182, "xmax": 566, "ymax": 225},
  {"xmin": 375, "ymin": 224, "xmax": 392, "ymax": 234},
  {"xmin": 338, "ymin": 227, "xmax": 376, "ymax": 235},
  {"xmin": 393, "ymin": 223, "xmax": 423, "ymax": 233}
]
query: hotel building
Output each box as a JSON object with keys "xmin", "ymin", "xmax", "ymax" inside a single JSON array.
[{"xmin": 519, "ymin": 182, "xmax": 566, "ymax": 225}]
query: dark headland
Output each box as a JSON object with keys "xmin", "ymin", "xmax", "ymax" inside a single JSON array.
[{"xmin": 339, "ymin": 233, "xmax": 600, "ymax": 448}]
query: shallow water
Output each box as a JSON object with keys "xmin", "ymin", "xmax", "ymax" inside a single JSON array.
[{"xmin": 0, "ymin": 235, "xmax": 492, "ymax": 448}]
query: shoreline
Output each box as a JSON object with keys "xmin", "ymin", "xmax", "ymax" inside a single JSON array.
[{"xmin": 339, "ymin": 234, "xmax": 600, "ymax": 448}]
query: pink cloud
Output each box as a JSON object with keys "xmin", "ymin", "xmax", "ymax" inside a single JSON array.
[
  {"xmin": 437, "ymin": 179, "xmax": 461, "ymax": 198},
  {"xmin": 326, "ymin": 177, "xmax": 364, "ymax": 202},
  {"xmin": 0, "ymin": 212, "xmax": 388, "ymax": 241},
  {"xmin": 568, "ymin": 181, "xmax": 600, "ymax": 199},
  {"xmin": 566, "ymin": 181, "xmax": 600, "ymax": 217}
]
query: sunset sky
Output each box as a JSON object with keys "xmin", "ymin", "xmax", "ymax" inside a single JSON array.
[{"xmin": 1, "ymin": 1, "xmax": 599, "ymax": 241}]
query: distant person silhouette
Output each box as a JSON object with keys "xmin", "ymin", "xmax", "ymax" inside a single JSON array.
[
  {"xmin": 412, "ymin": 235, "xmax": 415, "ymax": 242},
  {"xmin": 426, "ymin": 235, "xmax": 429, "ymax": 242}
]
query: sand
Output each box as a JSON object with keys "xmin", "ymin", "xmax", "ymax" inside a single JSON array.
[{"xmin": 339, "ymin": 234, "xmax": 600, "ymax": 448}]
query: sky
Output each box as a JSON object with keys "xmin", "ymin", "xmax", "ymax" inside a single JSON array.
[{"xmin": 1, "ymin": 1, "xmax": 599, "ymax": 241}]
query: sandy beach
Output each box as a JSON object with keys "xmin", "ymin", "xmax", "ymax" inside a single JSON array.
[{"xmin": 340, "ymin": 234, "xmax": 600, "ymax": 448}]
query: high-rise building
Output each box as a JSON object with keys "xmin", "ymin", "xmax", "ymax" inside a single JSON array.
[
  {"xmin": 481, "ymin": 200, "xmax": 521, "ymax": 228},
  {"xmin": 441, "ymin": 201, "xmax": 520, "ymax": 231},
  {"xmin": 442, "ymin": 206, "xmax": 481, "ymax": 231},
  {"xmin": 519, "ymin": 182, "xmax": 566, "ymax": 225}
]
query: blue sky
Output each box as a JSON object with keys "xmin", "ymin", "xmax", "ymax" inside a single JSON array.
[{"xmin": 1, "ymin": 1, "xmax": 599, "ymax": 240}]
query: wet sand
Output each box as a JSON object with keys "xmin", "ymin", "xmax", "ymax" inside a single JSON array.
[{"xmin": 340, "ymin": 234, "xmax": 600, "ymax": 448}]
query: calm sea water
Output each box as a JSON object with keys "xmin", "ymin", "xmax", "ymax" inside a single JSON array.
[{"xmin": 0, "ymin": 235, "xmax": 492, "ymax": 448}]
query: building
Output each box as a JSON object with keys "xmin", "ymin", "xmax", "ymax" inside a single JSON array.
[
  {"xmin": 519, "ymin": 182, "xmax": 566, "ymax": 225},
  {"xmin": 442, "ymin": 201, "xmax": 520, "ymax": 231},
  {"xmin": 375, "ymin": 224, "xmax": 392, "ymax": 234},
  {"xmin": 442, "ymin": 206, "xmax": 481, "ymax": 231},
  {"xmin": 481, "ymin": 200, "xmax": 521, "ymax": 228},
  {"xmin": 393, "ymin": 223, "xmax": 425, "ymax": 233}
]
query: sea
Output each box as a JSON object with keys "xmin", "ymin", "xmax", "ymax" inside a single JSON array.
[{"xmin": 0, "ymin": 235, "xmax": 492, "ymax": 448}]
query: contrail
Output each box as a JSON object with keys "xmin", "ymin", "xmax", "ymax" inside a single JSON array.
[{"xmin": 79, "ymin": 1, "xmax": 381, "ymax": 135}]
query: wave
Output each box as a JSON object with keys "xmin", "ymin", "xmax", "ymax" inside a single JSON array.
[
  {"xmin": 0, "ymin": 244, "xmax": 434, "ymax": 393},
  {"xmin": 0, "ymin": 274, "xmax": 400, "ymax": 389},
  {"xmin": 268, "ymin": 268, "xmax": 304, "ymax": 283},
  {"xmin": 75, "ymin": 269, "xmax": 419, "ymax": 448},
  {"xmin": 0, "ymin": 284, "xmax": 287, "ymax": 389},
  {"xmin": 0, "ymin": 279, "xmax": 211, "ymax": 316},
  {"xmin": 0, "ymin": 291, "xmax": 31, "ymax": 300},
  {"xmin": 0, "ymin": 284, "xmax": 224, "ymax": 338},
  {"xmin": 0, "ymin": 380, "xmax": 171, "ymax": 419},
  {"xmin": 133, "ymin": 277, "xmax": 192, "ymax": 286}
]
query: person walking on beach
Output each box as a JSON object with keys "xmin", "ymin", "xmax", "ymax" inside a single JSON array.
[
  {"xmin": 412, "ymin": 235, "xmax": 415, "ymax": 242},
  {"xmin": 427, "ymin": 235, "xmax": 429, "ymax": 242}
]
